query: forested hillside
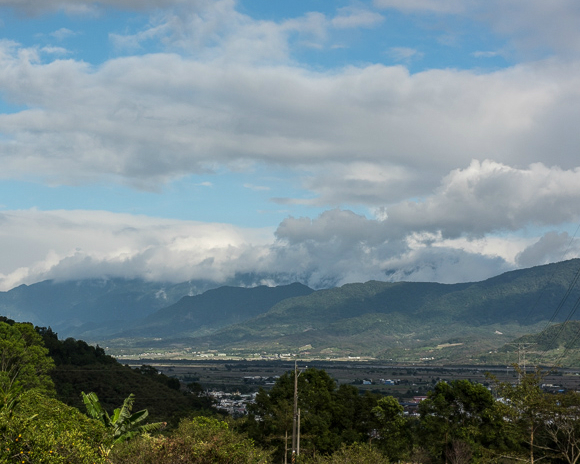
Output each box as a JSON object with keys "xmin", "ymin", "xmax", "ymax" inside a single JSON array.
[
  {"xmin": 164, "ymin": 259, "xmax": 580, "ymax": 363},
  {"xmin": 4, "ymin": 259, "xmax": 580, "ymax": 364},
  {"xmin": 118, "ymin": 282, "xmax": 314, "ymax": 338},
  {"xmin": 3, "ymin": 316, "xmax": 580, "ymax": 463}
]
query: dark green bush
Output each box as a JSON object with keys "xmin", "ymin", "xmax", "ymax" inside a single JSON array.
[
  {"xmin": 110, "ymin": 416, "xmax": 271, "ymax": 464},
  {"xmin": 0, "ymin": 390, "xmax": 106, "ymax": 464}
]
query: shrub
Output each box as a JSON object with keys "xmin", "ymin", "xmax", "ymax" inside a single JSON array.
[
  {"xmin": 110, "ymin": 416, "xmax": 271, "ymax": 464},
  {"xmin": 0, "ymin": 390, "xmax": 106, "ymax": 464},
  {"xmin": 303, "ymin": 443, "xmax": 389, "ymax": 463}
]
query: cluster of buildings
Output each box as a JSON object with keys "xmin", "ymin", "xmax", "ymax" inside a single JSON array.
[
  {"xmin": 243, "ymin": 375, "xmax": 280, "ymax": 385},
  {"xmin": 207, "ymin": 391, "xmax": 257, "ymax": 416},
  {"xmin": 356, "ymin": 378, "xmax": 401, "ymax": 385}
]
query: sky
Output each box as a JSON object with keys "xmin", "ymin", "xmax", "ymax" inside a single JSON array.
[{"xmin": 1, "ymin": 0, "xmax": 580, "ymax": 291}]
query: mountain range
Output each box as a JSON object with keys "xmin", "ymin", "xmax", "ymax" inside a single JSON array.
[
  {"xmin": 3, "ymin": 259, "xmax": 580, "ymax": 364},
  {"xmin": 169, "ymin": 259, "xmax": 580, "ymax": 362}
]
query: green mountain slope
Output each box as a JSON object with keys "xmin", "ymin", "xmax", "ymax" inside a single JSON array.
[
  {"xmin": 0, "ymin": 274, "xmax": 287, "ymax": 339},
  {"xmin": 177, "ymin": 259, "xmax": 580, "ymax": 362},
  {"xmin": 5, "ymin": 260, "xmax": 580, "ymax": 365},
  {"xmin": 484, "ymin": 320, "xmax": 580, "ymax": 367},
  {"xmin": 0, "ymin": 278, "xmax": 217, "ymax": 336},
  {"xmin": 120, "ymin": 282, "xmax": 314, "ymax": 338}
]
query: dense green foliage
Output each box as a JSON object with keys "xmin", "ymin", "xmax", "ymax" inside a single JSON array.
[
  {"xmin": 110, "ymin": 416, "xmax": 272, "ymax": 464},
  {"xmin": 244, "ymin": 367, "xmax": 381, "ymax": 460},
  {"xmin": 38, "ymin": 326, "xmax": 117, "ymax": 366},
  {"xmin": 417, "ymin": 379, "xmax": 515, "ymax": 462},
  {"xmin": 0, "ymin": 389, "xmax": 107, "ymax": 464},
  {"xmin": 0, "ymin": 320, "xmax": 55, "ymax": 402},
  {"xmin": 49, "ymin": 362, "xmax": 213, "ymax": 424},
  {"xmin": 240, "ymin": 366, "xmax": 580, "ymax": 464},
  {"xmin": 4, "ymin": 334, "xmax": 580, "ymax": 464},
  {"xmin": 372, "ymin": 396, "xmax": 411, "ymax": 459},
  {"xmin": 82, "ymin": 391, "xmax": 165, "ymax": 455},
  {"xmin": 306, "ymin": 443, "xmax": 388, "ymax": 463},
  {"xmin": 7, "ymin": 309, "xmax": 580, "ymax": 463},
  {"xmin": 36, "ymin": 326, "xmax": 214, "ymax": 424}
]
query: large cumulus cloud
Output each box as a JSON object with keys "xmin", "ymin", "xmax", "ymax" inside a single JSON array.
[
  {"xmin": 2, "ymin": 37, "xmax": 580, "ymax": 198},
  {"xmin": 0, "ymin": 209, "xmax": 274, "ymax": 290},
  {"xmin": 0, "ymin": 199, "xmax": 577, "ymax": 291},
  {"xmin": 2, "ymin": 0, "xmax": 580, "ymax": 203},
  {"xmin": 386, "ymin": 160, "xmax": 580, "ymax": 238},
  {"xmin": 1, "ymin": 0, "xmax": 580, "ymax": 291},
  {"xmin": 0, "ymin": 208, "xmax": 520, "ymax": 291}
]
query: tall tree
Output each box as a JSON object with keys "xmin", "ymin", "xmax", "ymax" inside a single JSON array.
[
  {"xmin": 247, "ymin": 367, "xmax": 379, "ymax": 460},
  {"xmin": 0, "ymin": 321, "xmax": 54, "ymax": 402},
  {"xmin": 372, "ymin": 395, "xmax": 412, "ymax": 461},
  {"xmin": 494, "ymin": 368, "xmax": 552, "ymax": 464},
  {"xmin": 418, "ymin": 379, "xmax": 509, "ymax": 463},
  {"xmin": 544, "ymin": 391, "xmax": 580, "ymax": 464},
  {"xmin": 494, "ymin": 367, "xmax": 580, "ymax": 464}
]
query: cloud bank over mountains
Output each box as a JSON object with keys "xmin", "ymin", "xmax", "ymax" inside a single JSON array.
[{"xmin": 1, "ymin": 0, "xmax": 580, "ymax": 291}]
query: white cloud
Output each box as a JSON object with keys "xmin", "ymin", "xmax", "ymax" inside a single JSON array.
[
  {"xmin": 50, "ymin": 28, "xmax": 77, "ymax": 40},
  {"xmin": 0, "ymin": 205, "xmax": 577, "ymax": 292},
  {"xmin": 386, "ymin": 160, "xmax": 580, "ymax": 238},
  {"xmin": 472, "ymin": 50, "xmax": 500, "ymax": 58},
  {"xmin": 2, "ymin": 34, "xmax": 580, "ymax": 200},
  {"xmin": 373, "ymin": 0, "xmax": 466, "ymax": 14},
  {"xmin": 0, "ymin": 0, "xmax": 191, "ymax": 15},
  {"xmin": 479, "ymin": 0, "xmax": 580, "ymax": 57},
  {"xmin": 109, "ymin": 1, "xmax": 328, "ymax": 61},
  {"xmin": 375, "ymin": 0, "xmax": 580, "ymax": 56},
  {"xmin": 244, "ymin": 183, "xmax": 270, "ymax": 191},
  {"xmin": 40, "ymin": 46, "xmax": 70, "ymax": 55},
  {"xmin": 386, "ymin": 46, "xmax": 424, "ymax": 62},
  {"xmin": 515, "ymin": 231, "xmax": 580, "ymax": 268},
  {"xmin": 0, "ymin": 209, "xmax": 273, "ymax": 290},
  {"xmin": 331, "ymin": 7, "xmax": 384, "ymax": 29},
  {"xmin": 272, "ymin": 208, "xmax": 516, "ymax": 286}
]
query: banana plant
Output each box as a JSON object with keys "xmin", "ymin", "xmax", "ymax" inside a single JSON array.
[{"xmin": 82, "ymin": 391, "xmax": 164, "ymax": 455}]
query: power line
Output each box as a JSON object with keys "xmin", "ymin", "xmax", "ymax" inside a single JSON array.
[
  {"xmin": 506, "ymin": 342, "xmax": 536, "ymax": 383},
  {"xmin": 522, "ymin": 224, "xmax": 580, "ymax": 326},
  {"xmin": 551, "ymin": 304, "xmax": 580, "ymax": 367},
  {"xmin": 539, "ymin": 293, "xmax": 580, "ymax": 360}
]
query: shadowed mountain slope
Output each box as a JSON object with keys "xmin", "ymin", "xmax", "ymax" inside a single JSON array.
[
  {"xmin": 0, "ymin": 278, "xmax": 224, "ymax": 338},
  {"xmin": 121, "ymin": 282, "xmax": 314, "ymax": 338}
]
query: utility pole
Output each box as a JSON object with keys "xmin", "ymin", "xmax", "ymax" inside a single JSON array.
[
  {"xmin": 284, "ymin": 430, "xmax": 288, "ymax": 464},
  {"xmin": 297, "ymin": 407, "xmax": 301, "ymax": 456},
  {"xmin": 291, "ymin": 361, "xmax": 304, "ymax": 463},
  {"xmin": 292, "ymin": 361, "xmax": 298, "ymax": 463}
]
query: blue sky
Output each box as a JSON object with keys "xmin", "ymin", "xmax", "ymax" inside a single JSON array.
[{"xmin": 1, "ymin": 0, "xmax": 580, "ymax": 291}]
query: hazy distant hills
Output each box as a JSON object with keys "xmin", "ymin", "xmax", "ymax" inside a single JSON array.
[
  {"xmin": 3, "ymin": 259, "xmax": 580, "ymax": 364},
  {"xmin": 0, "ymin": 276, "xmax": 313, "ymax": 340},
  {"xmin": 118, "ymin": 283, "xmax": 314, "ymax": 338},
  {"xmin": 0, "ymin": 277, "xmax": 237, "ymax": 337}
]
